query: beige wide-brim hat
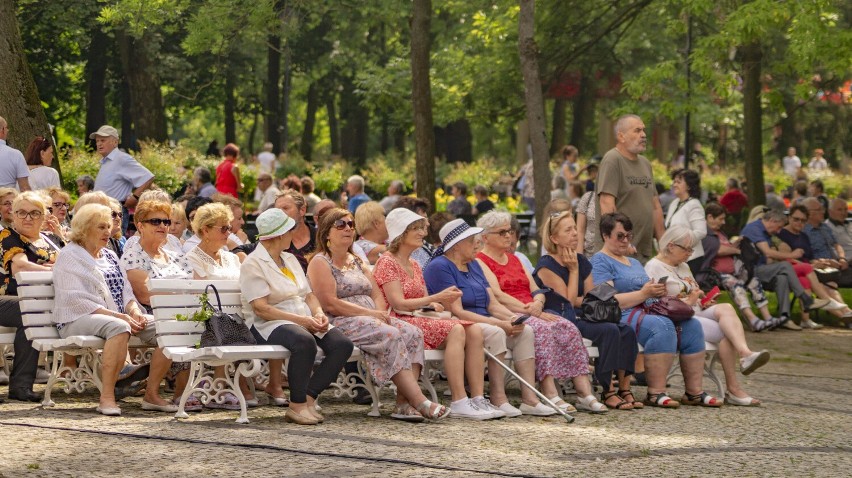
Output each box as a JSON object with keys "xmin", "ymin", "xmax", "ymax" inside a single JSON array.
[
  {"xmin": 89, "ymin": 125, "xmax": 119, "ymax": 140},
  {"xmin": 435, "ymin": 218, "xmax": 483, "ymax": 256},
  {"xmin": 256, "ymin": 208, "xmax": 296, "ymax": 241},
  {"xmin": 385, "ymin": 208, "xmax": 424, "ymax": 243}
]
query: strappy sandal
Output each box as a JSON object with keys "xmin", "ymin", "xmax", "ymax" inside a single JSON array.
[
  {"xmin": 750, "ymin": 319, "xmax": 774, "ymax": 333},
  {"xmin": 391, "ymin": 403, "xmax": 425, "ymax": 422},
  {"xmin": 602, "ymin": 390, "xmax": 633, "ymax": 410},
  {"xmin": 680, "ymin": 391, "xmax": 723, "ymax": 408},
  {"xmin": 416, "ymin": 400, "xmax": 451, "ymax": 421},
  {"xmin": 643, "ymin": 392, "xmax": 680, "ymax": 408},
  {"xmin": 618, "ymin": 389, "xmax": 644, "ymax": 409}
]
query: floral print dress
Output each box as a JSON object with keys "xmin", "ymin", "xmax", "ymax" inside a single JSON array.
[{"xmin": 318, "ymin": 253, "xmax": 424, "ymax": 385}]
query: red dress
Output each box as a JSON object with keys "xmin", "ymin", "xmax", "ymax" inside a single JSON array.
[
  {"xmin": 373, "ymin": 252, "xmax": 472, "ymax": 349},
  {"xmin": 215, "ymin": 158, "xmax": 239, "ymax": 197}
]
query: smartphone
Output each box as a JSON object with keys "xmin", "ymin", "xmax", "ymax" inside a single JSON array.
[
  {"xmin": 512, "ymin": 314, "xmax": 531, "ymax": 325},
  {"xmin": 701, "ymin": 286, "xmax": 721, "ymax": 307},
  {"xmin": 419, "ymin": 305, "xmax": 436, "ymax": 312},
  {"xmin": 657, "ymin": 276, "xmax": 669, "ymax": 284}
]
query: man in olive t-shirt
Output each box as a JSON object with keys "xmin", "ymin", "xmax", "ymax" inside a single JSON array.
[{"xmin": 591, "ymin": 114, "xmax": 665, "ymax": 262}]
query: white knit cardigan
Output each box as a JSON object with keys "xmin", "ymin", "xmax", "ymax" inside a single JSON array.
[{"xmin": 52, "ymin": 242, "xmax": 138, "ymax": 324}]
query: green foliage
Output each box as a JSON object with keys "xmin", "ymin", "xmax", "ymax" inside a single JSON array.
[
  {"xmin": 310, "ymin": 160, "xmax": 353, "ymax": 196},
  {"xmin": 174, "ymin": 292, "xmax": 213, "ymax": 322},
  {"xmin": 277, "ymin": 153, "xmax": 312, "ymax": 179},
  {"xmin": 359, "ymin": 153, "xmax": 416, "ymax": 194},
  {"xmin": 441, "ymin": 157, "xmax": 512, "ymax": 190}
]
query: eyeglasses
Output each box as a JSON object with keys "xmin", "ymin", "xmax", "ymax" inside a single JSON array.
[
  {"xmin": 213, "ymin": 225, "xmax": 232, "ymax": 233},
  {"xmin": 52, "ymin": 202, "xmax": 69, "ymax": 209},
  {"xmin": 489, "ymin": 229, "xmax": 512, "ymax": 237},
  {"xmin": 15, "ymin": 210, "xmax": 43, "ymax": 220},
  {"xmin": 672, "ymin": 243, "xmax": 694, "ymax": 254},
  {"xmin": 334, "ymin": 219, "xmax": 355, "ymax": 230},
  {"xmin": 789, "ymin": 216, "xmax": 807, "ymax": 223},
  {"xmin": 111, "ymin": 211, "xmax": 122, "ymax": 219},
  {"xmin": 142, "ymin": 218, "xmax": 172, "ymax": 227},
  {"xmin": 614, "ymin": 232, "xmax": 634, "ymax": 242},
  {"xmin": 1, "ymin": 201, "xmax": 13, "ymax": 208}
]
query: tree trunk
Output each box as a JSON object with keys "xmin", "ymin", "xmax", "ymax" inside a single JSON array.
[
  {"xmin": 120, "ymin": 78, "xmax": 134, "ymax": 150},
  {"xmin": 340, "ymin": 78, "xmax": 369, "ymax": 165},
  {"xmin": 0, "ymin": 0, "xmax": 50, "ymax": 154},
  {"xmin": 300, "ymin": 82, "xmax": 319, "ymax": 161},
  {"xmin": 224, "ymin": 69, "xmax": 236, "ymax": 144},
  {"xmin": 281, "ymin": 51, "xmax": 291, "ymax": 152},
  {"xmin": 435, "ymin": 119, "xmax": 472, "ymax": 163},
  {"xmin": 326, "ymin": 94, "xmax": 340, "ymax": 155},
  {"xmin": 266, "ymin": 33, "xmax": 282, "ymax": 155},
  {"xmin": 411, "ymin": 0, "xmax": 436, "ymax": 211},
  {"xmin": 741, "ymin": 42, "xmax": 765, "ymax": 207},
  {"xmin": 116, "ymin": 30, "xmax": 168, "ymax": 144},
  {"xmin": 518, "ymin": 0, "xmax": 551, "ymax": 231},
  {"xmin": 775, "ymin": 91, "xmax": 799, "ymax": 160},
  {"xmin": 85, "ymin": 27, "xmax": 109, "ymax": 150},
  {"xmin": 570, "ymin": 74, "xmax": 594, "ymax": 153},
  {"xmin": 549, "ymin": 98, "xmax": 567, "ymax": 157}
]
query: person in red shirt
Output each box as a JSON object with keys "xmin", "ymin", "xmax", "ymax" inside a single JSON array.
[
  {"xmin": 215, "ymin": 143, "xmax": 242, "ymax": 198},
  {"xmin": 719, "ymin": 178, "xmax": 749, "ymax": 215}
]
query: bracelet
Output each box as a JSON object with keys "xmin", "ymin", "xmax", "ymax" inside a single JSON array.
[{"xmin": 531, "ymin": 288, "xmax": 550, "ymax": 297}]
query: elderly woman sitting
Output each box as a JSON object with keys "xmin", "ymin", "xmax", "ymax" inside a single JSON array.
[
  {"xmin": 590, "ymin": 213, "xmax": 716, "ymax": 408},
  {"xmin": 475, "ymin": 211, "xmax": 606, "ymax": 413},
  {"xmin": 354, "ymin": 201, "xmax": 388, "ymax": 264},
  {"xmin": 645, "ymin": 225, "xmax": 770, "ymax": 406},
  {"xmin": 53, "ymin": 204, "xmax": 176, "ymax": 416},
  {"xmin": 0, "ymin": 191, "xmax": 59, "ymax": 401},
  {"xmin": 307, "ymin": 207, "xmax": 449, "ymax": 420},
  {"xmin": 423, "ymin": 219, "xmax": 556, "ymax": 417},
  {"xmin": 241, "ymin": 208, "xmax": 354, "ymax": 425}
]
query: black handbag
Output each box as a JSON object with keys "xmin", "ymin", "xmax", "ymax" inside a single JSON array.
[
  {"xmin": 579, "ymin": 282, "xmax": 622, "ymax": 324},
  {"xmin": 199, "ymin": 284, "xmax": 257, "ymax": 348}
]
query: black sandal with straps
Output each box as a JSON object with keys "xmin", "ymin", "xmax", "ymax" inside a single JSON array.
[
  {"xmin": 618, "ymin": 389, "xmax": 644, "ymax": 409},
  {"xmin": 602, "ymin": 390, "xmax": 633, "ymax": 410}
]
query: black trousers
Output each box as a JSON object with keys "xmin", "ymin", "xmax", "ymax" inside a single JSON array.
[
  {"xmin": 0, "ymin": 296, "xmax": 39, "ymax": 393},
  {"xmin": 253, "ymin": 324, "xmax": 353, "ymax": 403}
]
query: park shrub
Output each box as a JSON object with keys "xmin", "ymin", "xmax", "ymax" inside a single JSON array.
[
  {"xmin": 441, "ymin": 156, "xmax": 512, "ymax": 190},
  {"xmin": 276, "ymin": 152, "xmax": 312, "ymax": 178},
  {"xmin": 311, "ymin": 160, "xmax": 354, "ymax": 196},
  {"xmin": 360, "ymin": 153, "xmax": 416, "ymax": 194}
]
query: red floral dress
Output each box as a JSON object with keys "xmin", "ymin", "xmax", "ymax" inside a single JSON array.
[
  {"xmin": 477, "ymin": 252, "xmax": 589, "ymax": 381},
  {"xmin": 374, "ymin": 252, "xmax": 472, "ymax": 349}
]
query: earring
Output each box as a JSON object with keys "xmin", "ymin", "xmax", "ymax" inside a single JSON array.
[{"xmin": 326, "ymin": 240, "xmax": 331, "ymax": 249}]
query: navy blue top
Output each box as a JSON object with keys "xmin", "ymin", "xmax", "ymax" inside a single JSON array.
[
  {"xmin": 423, "ymin": 255, "xmax": 490, "ymax": 316},
  {"xmin": 533, "ymin": 254, "xmax": 592, "ymax": 319},
  {"xmin": 777, "ymin": 228, "xmax": 814, "ymax": 261},
  {"xmin": 741, "ymin": 220, "xmax": 771, "ymax": 266}
]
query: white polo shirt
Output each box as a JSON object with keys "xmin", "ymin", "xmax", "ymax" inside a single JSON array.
[{"xmin": 0, "ymin": 139, "xmax": 29, "ymax": 188}]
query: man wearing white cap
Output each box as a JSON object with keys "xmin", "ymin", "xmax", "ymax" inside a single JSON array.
[
  {"xmin": 90, "ymin": 125, "xmax": 154, "ymax": 232},
  {"xmin": 0, "ymin": 116, "xmax": 31, "ymax": 191}
]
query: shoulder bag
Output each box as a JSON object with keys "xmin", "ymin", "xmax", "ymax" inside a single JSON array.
[{"xmin": 200, "ymin": 284, "xmax": 257, "ymax": 347}]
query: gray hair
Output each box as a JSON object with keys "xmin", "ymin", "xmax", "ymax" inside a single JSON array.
[
  {"xmin": 76, "ymin": 174, "xmax": 95, "ymax": 190},
  {"xmin": 477, "ymin": 210, "xmax": 512, "ymax": 231},
  {"xmin": 659, "ymin": 225, "xmax": 696, "ymax": 253},
  {"xmin": 802, "ymin": 197, "xmax": 822, "ymax": 210},
  {"xmin": 194, "ymin": 166, "xmax": 212, "ymax": 184},
  {"xmin": 614, "ymin": 114, "xmax": 642, "ymax": 136},
  {"xmin": 347, "ymin": 175, "xmax": 365, "ymax": 191},
  {"xmin": 389, "ymin": 180, "xmax": 404, "ymax": 194},
  {"xmin": 763, "ymin": 209, "xmax": 787, "ymax": 223}
]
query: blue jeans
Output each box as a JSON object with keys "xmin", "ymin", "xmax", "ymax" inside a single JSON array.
[{"xmin": 622, "ymin": 308, "xmax": 704, "ymax": 355}]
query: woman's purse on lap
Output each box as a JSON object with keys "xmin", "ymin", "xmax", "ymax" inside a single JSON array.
[
  {"xmin": 646, "ymin": 296, "xmax": 694, "ymax": 323},
  {"xmin": 200, "ymin": 284, "xmax": 257, "ymax": 347},
  {"xmin": 578, "ymin": 282, "xmax": 621, "ymax": 324}
]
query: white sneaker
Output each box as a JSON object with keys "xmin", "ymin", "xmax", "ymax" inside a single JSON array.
[
  {"xmin": 825, "ymin": 299, "xmax": 847, "ymax": 311},
  {"xmin": 496, "ymin": 402, "xmax": 523, "ymax": 418},
  {"xmin": 519, "ymin": 402, "xmax": 558, "ymax": 416},
  {"xmin": 35, "ymin": 367, "xmax": 50, "ymax": 384},
  {"xmin": 449, "ymin": 398, "xmax": 494, "ymax": 420},
  {"xmin": 471, "ymin": 396, "xmax": 506, "ymax": 418},
  {"xmin": 800, "ymin": 318, "xmax": 824, "ymax": 329}
]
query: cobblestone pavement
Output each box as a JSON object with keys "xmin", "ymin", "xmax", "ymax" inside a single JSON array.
[{"xmin": 1, "ymin": 327, "xmax": 850, "ymax": 477}]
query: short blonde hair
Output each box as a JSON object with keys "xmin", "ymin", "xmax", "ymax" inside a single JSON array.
[
  {"xmin": 134, "ymin": 200, "xmax": 172, "ymax": 223},
  {"xmin": 212, "ymin": 193, "xmax": 242, "ymax": 209},
  {"xmin": 42, "ymin": 186, "xmax": 70, "ymax": 203},
  {"xmin": 12, "ymin": 191, "xmax": 50, "ymax": 215},
  {"xmin": 69, "ymin": 204, "xmax": 112, "ymax": 244},
  {"xmin": 191, "ymin": 202, "xmax": 233, "ymax": 234},
  {"xmin": 354, "ymin": 201, "xmax": 385, "ymax": 236},
  {"xmin": 541, "ymin": 210, "xmax": 573, "ymax": 254},
  {"xmin": 0, "ymin": 187, "xmax": 19, "ymax": 201},
  {"xmin": 138, "ymin": 189, "xmax": 171, "ymax": 204},
  {"xmin": 72, "ymin": 191, "xmax": 112, "ymax": 213},
  {"xmin": 171, "ymin": 203, "xmax": 187, "ymax": 223}
]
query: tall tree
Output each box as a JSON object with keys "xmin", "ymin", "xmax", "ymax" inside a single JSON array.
[
  {"xmin": 518, "ymin": 0, "xmax": 550, "ymax": 230},
  {"xmin": 0, "ymin": 0, "xmax": 50, "ymax": 150},
  {"xmin": 411, "ymin": 0, "xmax": 436, "ymax": 210},
  {"xmin": 116, "ymin": 30, "xmax": 168, "ymax": 144}
]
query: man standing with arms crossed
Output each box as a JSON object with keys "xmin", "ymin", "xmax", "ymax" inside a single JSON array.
[
  {"xmin": 0, "ymin": 116, "xmax": 32, "ymax": 191},
  {"xmin": 90, "ymin": 125, "xmax": 154, "ymax": 233},
  {"xmin": 592, "ymin": 114, "xmax": 665, "ymax": 263}
]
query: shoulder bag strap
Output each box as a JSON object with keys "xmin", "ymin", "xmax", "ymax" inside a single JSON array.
[{"xmin": 204, "ymin": 283, "xmax": 224, "ymax": 312}]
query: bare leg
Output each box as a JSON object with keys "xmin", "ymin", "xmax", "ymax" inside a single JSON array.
[
  {"xmin": 442, "ymin": 325, "xmax": 468, "ymax": 402},
  {"xmin": 265, "ymin": 360, "xmax": 286, "ymax": 399},
  {"xmin": 100, "ymin": 333, "xmax": 130, "ymax": 409},
  {"xmin": 540, "ymin": 375, "xmax": 559, "ymax": 398},
  {"xmin": 463, "ymin": 325, "xmax": 486, "ymax": 397},
  {"xmin": 143, "ymin": 348, "xmax": 172, "ymax": 405},
  {"xmin": 512, "ymin": 358, "xmax": 539, "ymax": 406},
  {"xmin": 718, "ymin": 338, "xmax": 749, "ymax": 399},
  {"xmin": 571, "ymin": 374, "xmax": 593, "ymax": 397},
  {"xmin": 486, "ymin": 352, "xmax": 508, "ymax": 405},
  {"xmin": 714, "ymin": 304, "xmax": 753, "ymax": 358},
  {"xmin": 172, "ymin": 369, "xmax": 189, "ymax": 398},
  {"xmin": 392, "ymin": 370, "xmax": 428, "ymax": 408},
  {"xmin": 679, "ymin": 352, "xmax": 708, "ymax": 396},
  {"xmin": 644, "ymin": 353, "xmax": 675, "ymax": 395}
]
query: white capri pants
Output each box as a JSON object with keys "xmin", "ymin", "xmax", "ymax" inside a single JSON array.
[
  {"xmin": 477, "ymin": 322, "xmax": 535, "ymax": 362},
  {"xmin": 57, "ymin": 313, "xmax": 157, "ymax": 345},
  {"xmin": 692, "ymin": 306, "xmax": 725, "ymax": 344}
]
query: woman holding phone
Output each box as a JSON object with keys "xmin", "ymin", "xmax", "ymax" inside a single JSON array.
[{"xmin": 645, "ymin": 225, "xmax": 770, "ymax": 406}]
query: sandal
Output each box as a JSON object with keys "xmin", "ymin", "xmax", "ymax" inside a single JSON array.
[
  {"xmin": 680, "ymin": 391, "xmax": 723, "ymax": 408},
  {"xmin": 392, "ymin": 403, "xmax": 425, "ymax": 422},
  {"xmin": 643, "ymin": 392, "xmax": 680, "ymax": 408},
  {"xmin": 172, "ymin": 395, "xmax": 203, "ymax": 412},
  {"xmin": 751, "ymin": 319, "xmax": 775, "ymax": 333},
  {"xmin": 601, "ymin": 390, "xmax": 633, "ymax": 410},
  {"xmin": 416, "ymin": 400, "xmax": 451, "ymax": 421},
  {"xmin": 618, "ymin": 389, "xmax": 644, "ymax": 409},
  {"xmin": 724, "ymin": 393, "xmax": 761, "ymax": 407}
]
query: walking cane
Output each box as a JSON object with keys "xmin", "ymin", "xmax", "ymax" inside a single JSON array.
[{"xmin": 484, "ymin": 350, "xmax": 574, "ymax": 424}]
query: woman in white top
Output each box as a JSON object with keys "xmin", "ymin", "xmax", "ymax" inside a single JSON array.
[
  {"xmin": 52, "ymin": 204, "xmax": 176, "ymax": 416},
  {"xmin": 24, "ymin": 137, "xmax": 61, "ymax": 190},
  {"xmin": 665, "ymin": 169, "xmax": 707, "ymax": 272},
  {"xmin": 644, "ymin": 225, "xmax": 770, "ymax": 406},
  {"xmin": 241, "ymin": 208, "xmax": 354, "ymax": 425}
]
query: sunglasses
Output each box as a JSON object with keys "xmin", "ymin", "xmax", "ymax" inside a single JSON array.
[
  {"xmin": 334, "ymin": 219, "xmax": 355, "ymax": 230},
  {"xmin": 142, "ymin": 218, "xmax": 172, "ymax": 227},
  {"xmin": 111, "ymin": 211, "xmax": 122, "ymax": 219},
  {"xmin": 614, "ymin": 232, "xmax": 634, "ymax": 242},
  {"xmin": 212, "ymin": 225, "xmax": 232, "ymax": 233}
]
